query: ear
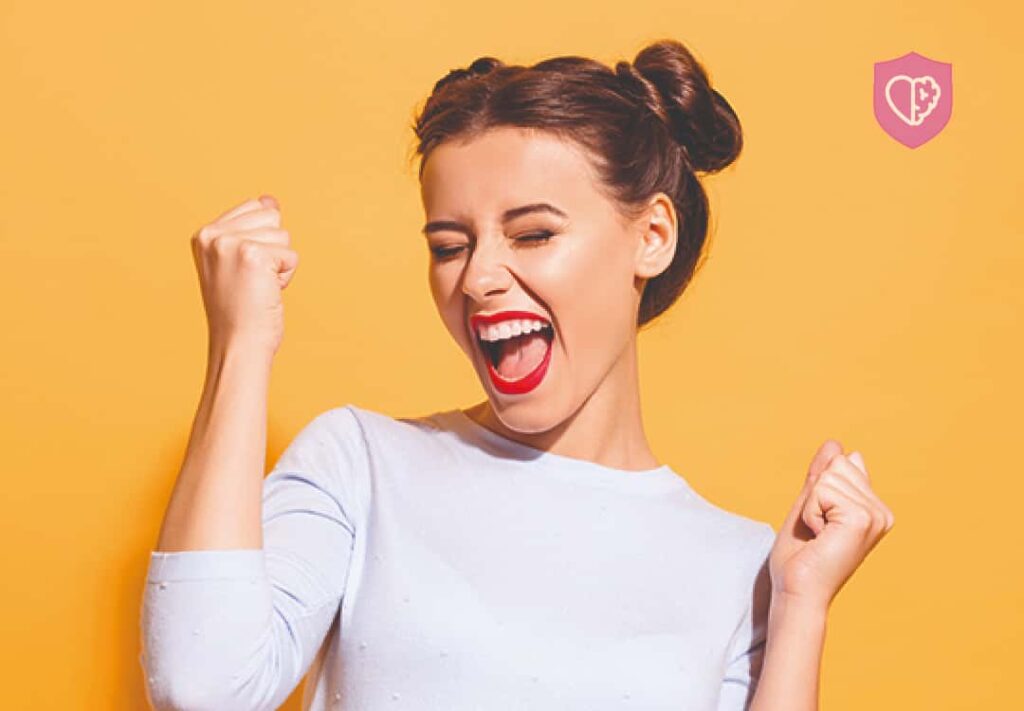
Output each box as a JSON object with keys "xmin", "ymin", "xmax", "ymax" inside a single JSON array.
[{"xmin": 633, "ymin": 193, "xmax": 678, "ymax": 280}]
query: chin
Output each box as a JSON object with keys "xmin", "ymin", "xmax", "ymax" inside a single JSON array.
[{"xmin": 486, "ymin": 395, "xmax": 570, "ymax": 436}]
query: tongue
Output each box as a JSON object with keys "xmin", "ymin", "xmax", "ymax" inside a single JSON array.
[{"xmin": 495, "ymin": 332, "xmax": 549, "ymax": 380}]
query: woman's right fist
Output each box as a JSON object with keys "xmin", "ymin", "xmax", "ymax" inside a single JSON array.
[{"xmin": 190, "ymin": 195, "xmax": 299, "ymax": 357}]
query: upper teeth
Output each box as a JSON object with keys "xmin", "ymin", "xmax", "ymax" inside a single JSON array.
[{"xmin": 477, "ymin": 319, "xmax": 551, "ymax": 342}]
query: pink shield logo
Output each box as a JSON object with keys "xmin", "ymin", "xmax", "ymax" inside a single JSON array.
[{"xmin": 873, "ymin": 51, "xmax": 952, "ymax": 148}]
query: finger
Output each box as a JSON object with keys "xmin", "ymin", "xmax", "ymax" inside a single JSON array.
[
  {"xmin": 213, "ymin": 197, "xmax": 264, "ymax": 224},
  {"xmin": 807, "ymin": 439, "xmax": 844, "ymax": 487},
  {"xmin": 803, "ymin": 482, "xmax": 832, "ymax": 536},
  {"xmin": 234, "ymin": 238, "xmax": 297, "ymax": 274},
  {"xmin": 778, "ymin": 439, "xmax": 846, "ymax": 540},
  {"xmin": 229, "ymin": 227, "xmax": 290, "ymax": 247},
  {"xmin": 278, "ymin": 250, "xmax": 299, "ymax": 289},
  {"xmin": 830, "ymin": 454, "xmax": 871, "ymax": 487},
  {"xmin": 809, "ymin": 469, "xmax": 888, "ymax": 542},
  {"xmin": 817, "ymin": 460, "xmax": 875, "ymax": 512},
  {"xmin": 829, "ymin": 455, "xmax": 895, "ymax": 529},
  {"xmin": 848, "ymin": 451, "xmax": 868, "ymax": 479},
  {"xmin": 835, "ymin": 458, "xmax": 892, "ymax": 532},
  {"xmin": 257, "ymin": 243, "xmax": 300, "ymax": 287},
  {"xmin": 845, "ymin": 450, "xmax": 890, "ymax": 523},
  {"xmin": 815, "ymin": 458, "xmax": 890, "ymax": 539},
  {"xmin": 806, "ymin": 481, "xmax": 891, "ymax": 557},
  {"xmin": 218, "ymin": 207, "xmax": 283, "ymax": 233},
  {"xmin": 803, "ymin": 478, "xmax": 865, "ymax": 536}
]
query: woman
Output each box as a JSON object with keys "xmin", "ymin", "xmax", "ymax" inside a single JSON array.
[{"xmin": 141, "ymin": 39, "xmax": 894, "ymax": 711}]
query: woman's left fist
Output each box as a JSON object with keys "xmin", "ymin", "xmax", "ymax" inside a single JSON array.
[{"xmin": 768, "ymin": 439, "xmax": 896, "ymax": 610}]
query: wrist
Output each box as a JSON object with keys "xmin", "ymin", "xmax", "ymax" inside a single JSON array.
[
  {"xmin": 768, "ymin": 591, "xmax": 830, "ymax": 632},
  {"xmin": 209, "ymin": 337, "xmax": 276, "ymax": 369}
]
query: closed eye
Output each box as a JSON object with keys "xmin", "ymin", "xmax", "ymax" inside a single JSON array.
[
  {"xmin": 515, "ymin": 230, "xmax": 554, "ymax": 245},
  {"xmin": 429, "ymin": 231, "xmax": 554, "ymax": 261},
  {"xmin": 429, "ymin": 245, "xmax": 466, "ymax": 260}
]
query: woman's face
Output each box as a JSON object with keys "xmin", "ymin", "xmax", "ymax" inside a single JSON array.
[{"xmin": 419, "ymin": 126, "xmax": 675, "ymax": 434}]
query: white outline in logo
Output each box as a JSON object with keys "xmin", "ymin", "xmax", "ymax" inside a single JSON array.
[{"xmin": 884, "ymin": 74, "xmax": 942, "ymax": 126}]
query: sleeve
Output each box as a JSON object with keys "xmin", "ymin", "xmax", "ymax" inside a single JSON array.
[
  {"xmin": 716, "ymin": 523, "xmax": 776, "ymax": 711},
  {"xmin": 139, "ymin": 405, "xmax": 370, "ymax": 711}
]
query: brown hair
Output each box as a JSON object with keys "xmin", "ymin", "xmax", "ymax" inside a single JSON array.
[{"xmin": 408, "ymin": 38, "xmax": 743, "ymax": 328}]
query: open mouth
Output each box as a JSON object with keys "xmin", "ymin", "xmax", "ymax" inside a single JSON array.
[
  {"xmin": 473, "ymin": 320, "xmax": 555, "ymax": 395},
  {"xmin": 477, "ymin": 324, "xmax": 554, "ymax": 376}
]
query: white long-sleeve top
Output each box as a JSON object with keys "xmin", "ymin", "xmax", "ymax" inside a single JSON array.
[{"xmin": 140, "ymin": 404, "xmax": 775, "ymax": 710}]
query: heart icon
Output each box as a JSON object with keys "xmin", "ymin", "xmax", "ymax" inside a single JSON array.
[
  {"xmin": 873, "ymin": 52, "xmax": 952, "ymax": 148},
  {"xmin": 884, "ymin": 74, "xmax": 941, "ymax": 126}
]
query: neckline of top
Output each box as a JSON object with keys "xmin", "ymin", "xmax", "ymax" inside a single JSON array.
[{"xmin": 438, "ymin": 407, "xmax": 690, "ymax": 494}]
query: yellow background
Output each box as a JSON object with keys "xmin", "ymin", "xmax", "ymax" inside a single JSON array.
[{"xmin": 1, "ymin": 1, "xmax": 1020, "ymax": 708}]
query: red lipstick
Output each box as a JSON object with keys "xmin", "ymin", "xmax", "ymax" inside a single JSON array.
[
  {"xmin": 469, "ymin": 310, "xmax": 551, "ymax": 329},
  {"xmin": 469, "ymin": 310, "xmax": 554, "ymax": 395}
]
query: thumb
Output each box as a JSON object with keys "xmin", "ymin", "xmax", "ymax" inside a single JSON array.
[
  {"xmin": 274, "ymin": 247, "xmax": 299, "ymax": 290},
  {"xmin": 806, "ymin": 438, "xmax": 843, "ymax": 486},
  {"xmin": 778, "ymin": 439, "xmax": 844, "ymax": 543}
]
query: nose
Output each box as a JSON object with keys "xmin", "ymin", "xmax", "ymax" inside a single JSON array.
[{"xmin": 461, "ymin": 237, "xmax": 513, "ymax": 302}]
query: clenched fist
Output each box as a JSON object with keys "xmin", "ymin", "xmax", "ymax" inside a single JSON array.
[
  {"xmin": 190, "ymin": 195, "xmax": 299, "ymax": 357},
  {"xmin": 769, "ymin": 441, "xmax": 896, "ymax": 611}
]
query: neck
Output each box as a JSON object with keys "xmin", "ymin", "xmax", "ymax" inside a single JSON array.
[{"xmin": 466, "ymin": 336, "xmax": 660, "ymax": 471}]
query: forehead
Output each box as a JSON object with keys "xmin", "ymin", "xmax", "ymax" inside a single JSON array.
[{"xmin": 419, "ymin": 126, "xmax": 602, "ymax": 217}]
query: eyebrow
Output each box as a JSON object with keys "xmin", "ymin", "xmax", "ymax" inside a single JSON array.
[{"xmin": 421, "ymin": 202, "xmax": 569, "ymax": 236}]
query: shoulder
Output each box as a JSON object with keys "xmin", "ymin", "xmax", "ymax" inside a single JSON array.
[
  {"xmin": 681, "ymin": 487, "xmax": 776, "ymax": 563},
  {"xmin": 304, "ymin": 403, "xmax": 456, "ymax": 461},
  {"xmin": 291, "ymin": 403, "xmax": 438, "ymax": 440},
  {"xmin": 679, "ymin": 495, "xmax": 775, "ymax": 614},
  {"xmin": 338, "ymin": 403, "xmax": 449, "ymax": 443}
]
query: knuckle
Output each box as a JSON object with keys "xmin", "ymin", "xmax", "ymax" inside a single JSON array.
[
  {"xmin": 196, "ymin": 224, "xmax": 217, "ymax": 242},
  {"xmin": 238, "ymin": 240, "xmax": 263, "ymax": 263},
  {"xmin": 851, "ymin": 508, "xmax": 873, "ymax": 530},
  {"xmin": 211, "ymin": 234, "xmax": 234, "ymax": 256}
]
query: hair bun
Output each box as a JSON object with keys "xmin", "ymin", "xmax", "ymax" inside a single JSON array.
[
  {"xmin": 431, "ymin": 56, "xmax": 505, "ymax": 94},
  {"xmin": 627, "ymin": 40, "xmax": 742, "ymax": 173}
]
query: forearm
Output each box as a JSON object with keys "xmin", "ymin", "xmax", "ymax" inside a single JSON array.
[
  {"xmin": 154, "ymin": 338, "xmax": 273, "ymax": 552},
  {"xmin": 748, "ymin": 594, "xmax": 828, "ymax": 711}
]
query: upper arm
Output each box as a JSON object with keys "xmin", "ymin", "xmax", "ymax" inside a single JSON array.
[
  {"xmin": 262, "ymin": 405, "xmax": 369, "ymax": 611},
  {"xmin": 249, "ymin": 405, "xmax": 371, "ymax": 699},
  {"xmin": 716, "ymin": 523, "xmax": 775, "ymax": 711},
  {"xmin": 141, "ymin": 405, "xmax": 371, "ymax": 711}
]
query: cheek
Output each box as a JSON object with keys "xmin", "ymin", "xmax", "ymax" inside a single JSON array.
[
  {"xmin": 542, "ymin": 237, "xmax": 633, "ymax": 321},
  {"xmin": 545, "ymin": 238, "xmax": 637, "ymax": 371},
  {"xmin": 429, "ymin": 267, "xmax": 473, "ymax": 354},
  {"xmin": 427, "ymin": 265, "xmax": 446, "ymax": 303}
]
